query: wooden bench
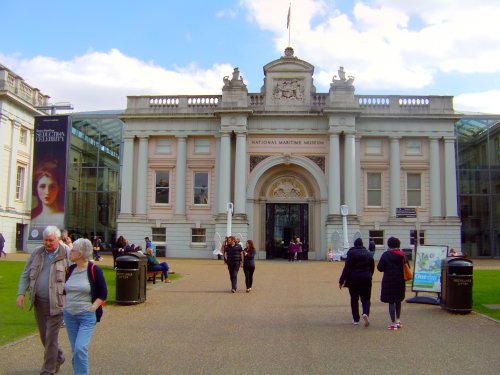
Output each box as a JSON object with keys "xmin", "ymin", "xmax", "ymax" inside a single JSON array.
[{"xmin": 147, "ymin": 271, "xmax": 164, "ymax": 284}]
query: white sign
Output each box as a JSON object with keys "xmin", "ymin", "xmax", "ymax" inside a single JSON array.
[{"xmin": 412, "ymin": 245, "xmax": 449, "ymax": 293}]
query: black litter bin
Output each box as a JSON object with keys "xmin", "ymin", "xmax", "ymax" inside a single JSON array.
[
  {"xmin": 440, "ymin": 257, "xmax": 473, "ymax": 313},
  {"xmin": 116, "ymin": 252, "xmax": 147, "ymax": 305}
]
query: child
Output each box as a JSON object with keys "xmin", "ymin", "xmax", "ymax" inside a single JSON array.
[{"xmin": 327, "ymin": 249, "xmax": 334, "ymax": 262}]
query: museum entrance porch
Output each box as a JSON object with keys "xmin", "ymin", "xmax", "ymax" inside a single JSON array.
[{"xmin": 265, "ymin": 203, "xmax": 308, "ymax": 259}]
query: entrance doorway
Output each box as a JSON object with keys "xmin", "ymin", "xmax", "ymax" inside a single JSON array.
[{"xmin": 265, "ymin": 203, "xmax": 308, "ymax": 259}]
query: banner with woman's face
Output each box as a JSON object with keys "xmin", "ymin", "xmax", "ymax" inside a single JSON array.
[{"xmin": 29, "ymin": 116, "xmax": 71, "ymax": 240}]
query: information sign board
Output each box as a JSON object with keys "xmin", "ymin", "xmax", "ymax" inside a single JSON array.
[
  {"xmin": 412, "ymin": 245, "xmax": 449, "ymax": 293},
  {"xmin": 396, "ymin": 207, "xmax": 417, "ymax": 218}
]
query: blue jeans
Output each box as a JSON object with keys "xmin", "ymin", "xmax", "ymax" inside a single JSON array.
[{"xmin": 63, "ymin": 310, "xmax": 96, "ymax": 375}]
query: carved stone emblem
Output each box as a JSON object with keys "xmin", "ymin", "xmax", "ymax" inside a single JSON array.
[
  {"xmin": 272, "ymin": 79, "xmax": 304, "ymax": 100},
  {"xmin": 268, "ymin": 177, "xmax": 306, "ymax": 198}
]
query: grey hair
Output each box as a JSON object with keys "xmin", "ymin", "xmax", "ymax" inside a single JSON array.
[
  {"xmin": 72, "ymin": 238, "xmax": 94, "ymax": 260},
  {"xmin": 43, "ymin": 226, "xmax": 61, "ymax": 239}
]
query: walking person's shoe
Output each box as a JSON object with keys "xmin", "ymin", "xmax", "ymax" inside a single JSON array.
[
  {"xmin": 55, "ymin": 357, "xmax": 65, "ymax": 373},
  {"xmin": 352, "ymin": 320, "xmax": 359, "ymax": 325},
  {"xmin": 387, "ymin": 323, "xmax": 399, "ymax": 330},
  {"xmin": 231, "ymin": 289, "xmax": 236, "ymax": 293},
  {"xmin": 396, "ymin": 320, "xmax": 402, "ymax": 329},
  {"xmin": 362, "ymin": 313, "xmax": 370, "ymax": 327}
]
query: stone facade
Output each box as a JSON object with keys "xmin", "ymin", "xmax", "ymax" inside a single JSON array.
[{"xmin": 118, "ymin": 48, "xmax": 461, "ymax": 259}]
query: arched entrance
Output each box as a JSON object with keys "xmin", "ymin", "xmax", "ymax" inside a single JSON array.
[{"xmin": 246, "ymin": 155, "xmax": 328, "ymax": 260}]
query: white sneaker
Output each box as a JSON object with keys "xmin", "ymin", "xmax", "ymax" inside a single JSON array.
[
  {"xmin": 352, "ymin": 320, "xmax": 359, "ymax": 325},
  {"xmin": 362, "ymin": 314, "xmax": 370, "ymax": 327}
]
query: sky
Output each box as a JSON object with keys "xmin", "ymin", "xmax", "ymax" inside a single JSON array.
[{"xmin": 1, "ymin": 0, "xmax": 500, "ymax": 114}]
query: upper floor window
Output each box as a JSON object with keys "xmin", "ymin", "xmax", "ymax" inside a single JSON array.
[
  {"xmin": 406, "ymin": 139, "xmax": 422, "ymax": 155},
  {"xmin": 155, "ymin": 139, "xmax": 171, "ymax": 154},
  {"xmin": 366, "ymin": 139, "xmax": 382, "ymax": 155},
  {"xmin": 155, "ymin": 171, "xmax": 170, "ymax": 204},
  {"xmin": 367, "ymin": 172, "xmax": 382, "ymax": 206},
  {"xmin": 19, "ymin": 128, "xmax": 28, "ymax": 145},
  {"xmin": 194, "ymin": 138, "xmax": 210, "ymax": 153},
  {"xmin": 16, "ymin": 166, "xmax": 26, "ymax": 200},
  {"xmin": 407, "ymin": 173, "xmax": 421, "ymax": 206},
  {"xmin": 193, "ymin": 172, "xmax": 208, "ymax": 205}
]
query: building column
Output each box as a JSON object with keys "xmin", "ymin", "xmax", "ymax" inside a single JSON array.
[
  {"xmin": 7, "ymin": 121, "xmax": 20, "ymax": 208},
  {"xmin": 214, "ymin": 136, "xmax": 220, "ymax": 215},
  {"xmin": 120, "ymin": 136, "xmax": 135, "ymax": 214},
  {"xmin": 136, "ymin": 136, "xmax": 149, "ymax": 215},
  {"xmin": 174, "ymin": 136, "xmax": 187, "ymax": 216},
  {"xmin": 234, "ymin": 132, "xmax": 247, "ymax": 214},
  {"xmin": 429, "ymin": 137, "xmax": 442, "ymax": 217},
  {"xmin": 343, "ymin": 133, "xmax": 356, "ymax": 214},
  {"xmin": 390, "ymin": 137, "xmax": 401, "ymax": 217},
  {"xmin": 355, "ymin": 136, "xmax": 361, "ymax": 215},
  {"xmin": 218, "ymin": 133, "xmax": 231, "ymax": 214},
  {"xmin": 0, "ymin": 118, "xmax": 6, "ymax": 208},
  {"xmin": 444, "ymin": 137, "xmax": 458, "ymax": 217},
  {"xmin": 328, "ymin": 134, "xmax": 341, "ymax": 215}
]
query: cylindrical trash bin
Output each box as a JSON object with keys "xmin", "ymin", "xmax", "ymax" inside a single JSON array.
[
  {"xmin": 116, "ymin": 252, "xmax": 147, "ymax": 305},
  {"xmin": 440, "ymin": 257, "xmax": 473, "ymax": 313}
]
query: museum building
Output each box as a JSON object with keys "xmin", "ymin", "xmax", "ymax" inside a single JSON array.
[{"xmin": 117, "ymin": 47, "xmax": 462, "ymax": 260}]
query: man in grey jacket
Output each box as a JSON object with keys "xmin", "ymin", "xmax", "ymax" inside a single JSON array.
[{"xmin": 17, "ymin": 226, "xmax": 70, "ymax": 374}]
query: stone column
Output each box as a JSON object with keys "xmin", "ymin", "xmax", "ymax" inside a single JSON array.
[
  {"xmin": 444, "ymin": 138, "xmax": 458, "ymax": 217},
  {"xmin": 0, "ymin": 119, "xmax": 5, "ymax": 208},
  {"xmin": 343, "ymin": 133, "xmax": 356, "ymax": 214},
  {"xmin": 218, "ymin": 133, "xmax": 231, "ymax": 214},
  {"xmin": 136, "ymin": 136, "xmax": 149, "ymax": 215},
  {"xmin": 429, "ymin": 137, "xmax": 442, "ymax": 217},
  {"xmin": 328, "ymin": 134, "xmax": 341, "ymax": 215},
  {"xmin": 7, "ymin": 121, "xmax": 20, "ymax": 208},
  {"xmin": 234, "ymin": 132, "xmax": 247, "ymax": 214},
  {"xmin": 355, "ymin": 136, "xmax": 361, "ymax": 214},
  {"xmin": 214, "ymin": 136, "xmax": 220, "ymax": 215},
  {"xmin": 174, "ymin": 136, "xmax": 187, "ymax": 216},
  {"xmin": 120, "ymin": 136, "xmax": 135, "ymax": 214},
  {"xmin": 390, "ymin": 137, "xmax": 401, "ymax": 217}
]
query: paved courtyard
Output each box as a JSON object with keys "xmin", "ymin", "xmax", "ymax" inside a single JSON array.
[{"xmin": 1, "ymin": 255, "xmax": 499, "ymax": 375}]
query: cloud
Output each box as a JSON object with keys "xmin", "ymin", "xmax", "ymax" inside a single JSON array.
[
  {"xmin": 1, "ymin": 49, "xmax": 234, "ymax": 111},
  {"xmin": 454, "ymin": 90, "xmax": 500, "ymax": 115}
]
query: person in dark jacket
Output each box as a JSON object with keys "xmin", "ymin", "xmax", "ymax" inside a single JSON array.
[
  {"xmin": 223, "ymin": 236, "xmax": 244, "ymax": 293},
  {"xmin": 377, "ymin": 236, "xmax": 407, "ymax": 330},
  {"xmin": 243, "ymin": 240, "xmax": 257, "ymax": 292},
  {"xmin": 146, "ymin": 247, "xmax": 171, "ymax": 283},
  {"xmin": 64, "ymin": 238, "xmax": 108, "ymax": 374},
  {"xmin": 339, "ymin": 238, "xmax": 375, "ymax": 326}
]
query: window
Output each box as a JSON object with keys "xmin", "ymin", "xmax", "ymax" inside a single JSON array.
[
  {"xmin": 366, "ymin": 139, "xmax": 382, "ymax": 155},
  {"xmin": 19, "ymin": 128, "xmax": 28, "ymax": 145},
  {"xmin": 155, "ymin": 171, "xmax": 170, "ymax": 204},
  {"xmin": 407, "ymin": 173, "xmax": 421, "ymax": 206},
  {"xmin": 152, "ymin": 227, "xmax": 166, "ymax": 242},
  {"xmin": 367, "ymin": 172, "xmax": 382, "ymax": 206},
  {"xmin": 369, "ymin": 230, "xmax": 384, "ymax": 246},
  {"xmin": 406, "ymin": 139, "xmax": 422, "ymax": 155},
  {"xmin": 410, "ymin": 230, "xmax": 425, "ymax": 246},
  {"xmin": 194, "ymin": 138, "xmax": 210, "ymax": 153},
  {"xmin": 155, "ymin": 139, "xmax": 171, "ymax": 154},
  {"xmin": 16, "ymin": 166, "xmax": 26, "ymax": 200},
  {"xmin": 193, "ymin": 172, "xmax": 208, "ymax": 204},
  {"xmin": 191, "ymin": 228, "xmax": 206, "ymax": 243}
]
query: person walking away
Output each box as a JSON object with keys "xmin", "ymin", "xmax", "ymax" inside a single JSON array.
[
  {"xmin": 222, "ymin": 236, "xmax": 243, "ymax": 292},
  {"xmin": 0, "ymin": 232, "xmax": 6, "ymax": 257},
  {"xmin": 243, "ymin": 240, "xmax": 256, "ymax": 292},
  {"xmin": 16, "ymin": 226, "xmax": 70, "ymax": 374},
  {"xmin": 377, "ymin": 236, "xmax": 407, "ymax": 330},
  {"xmin": 146, "ymin": 247, "xmax": 171, "ymax": 283},
  {"xmin": 295, "ymin": 237, "xmax": 303, "ymax": 261},
  {"xmin": 145, "ymin": 236, "xmax": 156, "ymax": 256},
  {"xmin": 338, "ymin": 238, "xmax": 374, "ymax": 326},
  {"xmin": 92, "ymin": 236, "xmax": 102, "ymax": 261},
  {"xmin": 368, "ymin": 240, "xmax": 376, "ymax": 257},
  {"xmin": 64, "ymin": 238, "xmax": 108, "ymax": 375},
  {"xmin": 288, "ymin": 240, "xmax": 296, "ymax": 262}
]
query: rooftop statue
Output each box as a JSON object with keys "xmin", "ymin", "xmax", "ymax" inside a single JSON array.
[
  {"xmin": 223, "ymin": 67, "xmax": 246, "ymax": 88},
  {"xmin": 331, "ymin": 66, "xmax": 355, "ymax": 87}
]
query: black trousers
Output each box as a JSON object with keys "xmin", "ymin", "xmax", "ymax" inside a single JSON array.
[
  {"xmin": 348, "ymin": 279, "xmax": 372, "ymax": 322},
  {"xmin": 243, "ymin": 265, "xmax": 255, "ymax": 289},
  {"xmin": 227, "ymin": 263, "xmax": 240, "ymax": 290}
]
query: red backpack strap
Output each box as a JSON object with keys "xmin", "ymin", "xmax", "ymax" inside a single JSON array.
[{"xmin": 91, "ymin": 263, "xmax": 95, "ymax": 281}]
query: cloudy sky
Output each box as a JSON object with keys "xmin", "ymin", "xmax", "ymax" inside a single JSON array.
[{"xmin": 2, "ymin": 0, "xmax": 499, "ymax": 114}]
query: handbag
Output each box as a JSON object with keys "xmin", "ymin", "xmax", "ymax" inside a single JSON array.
[{"xmin": 403, "ymin": 257, "xmax": 413, "ymax": 281}]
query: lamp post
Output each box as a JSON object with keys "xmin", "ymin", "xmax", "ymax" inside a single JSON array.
[
  {"xmin": 340, "ymin": 205, "xmax": 349, "ymax": 253},
  {"xmin": 226, "ymin": 202, "xmax": 234, "ymax": 236}
]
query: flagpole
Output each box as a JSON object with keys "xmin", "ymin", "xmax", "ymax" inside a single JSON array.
[{"xmin": 287, "ymin": 2, "xmax": 291, "ymax": 47}]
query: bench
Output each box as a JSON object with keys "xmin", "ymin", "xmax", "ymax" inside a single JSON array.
[{"xmin": 147, "ymin": 271, "xmax": 164, "ymax": 284}]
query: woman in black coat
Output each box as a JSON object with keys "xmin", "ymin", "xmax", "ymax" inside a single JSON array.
[
  {"xmin": 339, "ymin": 238, "xmax": 375, "ymax": 327},
  {"xmin": 377, "ymin": 236, "xmax": 407, "ymax": 330}
]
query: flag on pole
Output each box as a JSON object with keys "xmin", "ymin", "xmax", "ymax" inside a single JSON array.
[{"xmin": 287, "ymin": 3, "xmax": 291, "ymax": 29}]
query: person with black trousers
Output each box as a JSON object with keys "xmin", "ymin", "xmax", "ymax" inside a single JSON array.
[
  {"xmin": 377, "ymin": 236, "xmax": 407, "ymax": 330},
  {"xmin": 339, "ymin": 238, "xmax": 375, "ymax": 327},
  {"xmin": 243, "ymin": 240, "xmax": 256, "ymax": 292},
  {"xmin": 222, "ymin": 236, "xmax": 244, "ymax": 293}
]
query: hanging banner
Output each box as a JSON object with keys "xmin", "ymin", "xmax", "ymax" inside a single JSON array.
[
  {"xmin": 29, "ymin": 116, "xmax": 71, "ymax": 240},
  {"xmin": 412, "ymin": 245, "xmax": 449, "ymax": 293}
]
